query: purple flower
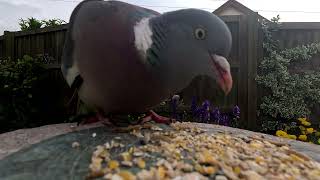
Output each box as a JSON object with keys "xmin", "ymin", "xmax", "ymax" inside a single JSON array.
[
  {"xmin": 171, "ymin": 95, "xmax": 180, "ymax": 119},
  {"xmin": 232, "ymin": 105, "xmax": 240, "ymax": 118},
  {"xmin": 211, "ymin": 107, "xmax": 221, "ymax": 124},
  {"xmin": 191, "ymin": 96, "xmax": 198, "ymax": 115},
  {"xmin": 191, "ymin": 97, "xmax": 207, "ymax": 122},
  {"xmin": 198, "ymin": 107, "xmax": 205, "ymax": 121},
  {"xmin": 201, "ymin": 100, "xmax": 211, "ymax": 122},
  {"xmin": 189, "ymin": 98, "xmax": 239, "ymax": 127},
  {"xmin": 220, "ymin": 114, "xmax": 230, "ymax": 126},
  {"xmin": 202, "ymin": 100, "xmax": 211, "ymax": 108}
]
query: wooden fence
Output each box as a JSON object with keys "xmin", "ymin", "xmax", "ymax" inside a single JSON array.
[
  {"xmin": 0, "ymin": 25, "xmax": 68, "ymax": 65},
  {"xmin": 1, "ymin": 15, "xmax": 320, "ymax": 130},
  {"xmin": 272, "ymin": 22, "xmax": 320, "ymax": 49}
]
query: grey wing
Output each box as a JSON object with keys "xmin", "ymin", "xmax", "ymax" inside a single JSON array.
[{"xmin": 61, "ymin": 0, "xmax": 160, "ymax": 89}]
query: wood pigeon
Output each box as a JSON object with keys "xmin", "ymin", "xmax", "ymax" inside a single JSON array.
[{"xmin": 61, "ymin": 0, "xmax": 233, "ymax": 125}]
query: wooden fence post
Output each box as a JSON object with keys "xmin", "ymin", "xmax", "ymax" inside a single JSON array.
[
  {"xmin": 3, "ymin": 31, "xmax": 15, "ymax": 60},
  {"xmin": 246, "ymin": 13, "xmax": 260, "ymax": 131}
]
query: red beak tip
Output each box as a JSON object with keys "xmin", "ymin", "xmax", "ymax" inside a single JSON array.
[{"xmin": 220, "ymin": 74, "xmax": 233, "ymax": 96}]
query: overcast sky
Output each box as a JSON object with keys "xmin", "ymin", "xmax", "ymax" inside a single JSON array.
[{"xmin": 1, "ymin": 0, "xmax": 320, "ymax": 35}]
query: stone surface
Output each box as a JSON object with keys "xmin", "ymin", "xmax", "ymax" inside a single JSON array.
[
  {"xmin": 0, "ymin": 123, "xmax": 101, "ymax": 160},
  {"xmin": 1, "ymin": 123, "xmax": 320, "ymax": 162},
  {"xmin": 0, "ymin": 122, "xmax": 319, "ymax": 180}
]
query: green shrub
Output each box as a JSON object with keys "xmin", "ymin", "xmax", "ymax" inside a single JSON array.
[
  {"xmin": 42, "ymin": 19, "xmax": 66, "ymax": 28},
  {"xmin": 0, "ymin": 55, "xmax": 46, "ymax": 132},
  {"xmin": 257, "ymin": 44, "xmax": 320, "ymax": 119},
  {"xmin": 257, "ymin": 17, "xmax": 320, "ymax": 132},
  {"xmin": 19, "ymin": 17, "xmax": 66, "ymax": 31},
  {"xmin": 0, "ymin": 55, "xmax": 78, "ymax": 132},
  {"xmin": 19, "ymin": 17, "xmax": 43, "ymax": 31}
]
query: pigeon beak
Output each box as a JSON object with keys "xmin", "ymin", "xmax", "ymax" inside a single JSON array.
[{"xmin": 209, "ymin": 53, "xmax": 233, "ymax": 95}]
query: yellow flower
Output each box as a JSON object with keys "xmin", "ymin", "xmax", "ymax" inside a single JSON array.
[
  {"xmin": 301, "ymin": 130, "xmax": 306, "ymax": 135},
  {"xmin": 282, "ymin": 135, "xmax": 290, "ymax": 139},
  {"xmin": 306, "ymin": 128, "xmax": 314, "ymax": 134},
  {"xmin": 298, "ymin": 135, "xmax": 307, "ymax": 141},
  {"xmin": 315, "ymin": 132, "xmax": 320, "ymax": 136},
  {"xmin": 276, "ymin": 130, "xmax": 287, "ymax": 137},
  {"xmin": 288, "ymin": 135, "xmax": 297, "ymax": 140},
  {"xmin": 298, "ymin": 117, "xmax": 307, "ymax": 122},
  {"xmin": 299, "ymin": 126, "xmax": 306, "ymax": 131},
  {"xmin": 301, "ymin": 121, "xmax": 311, "ymax": 126}
]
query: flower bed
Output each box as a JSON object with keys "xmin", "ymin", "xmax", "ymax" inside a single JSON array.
[
  {"xmin": 154, "ymin": 96, "xmax": 240, "ymax": 128},
  {"xmin": 276, "ymin": 117, "xmax": 320, "ymax": 145}
]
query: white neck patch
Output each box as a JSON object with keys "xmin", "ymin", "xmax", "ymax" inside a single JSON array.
[
  {"xmin": 65, "ymin": 61, "xmax": 80, "ymax": 87},
  {"xmin": 134, "ymin": 17, "xmax": 154, "ymax": 59}
]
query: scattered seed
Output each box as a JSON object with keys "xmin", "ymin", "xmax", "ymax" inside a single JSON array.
[
  {"xmin": 215, "ymin": 175, "xmax": 228, "ymax": 180},
  {"xmin": 72, "ymin": 142, "xmax": 80, "ymax": 148},
  {"xmin": 87, "ymin": 122, "xmax": 320, "ymax": 180},
  {"xmin": 117, "ymin": 171, "xmax": 136, "ymax": 180},
  {"xmin": 136, "ymin": 158, "xmax": 146, "ymax": 169},
  {"xmin": 121, "ymin": 152, "xmax": 132, "ymax": 161},
  {"xmin": 121, "ymin": 161, "xmax": 133, "ymax": 167},
  {"xmin": 108, "ymin": 160, "xmax": 119, "ymax": 170},
  {"xmin": 92, "ymin": 133, "xmax": 97, "ymax": 138}
]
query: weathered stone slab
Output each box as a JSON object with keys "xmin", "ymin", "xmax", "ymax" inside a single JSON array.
[
  {"xmin": 0, "ymin": 123, "xmax": 319, "ymax": 180},
  {"xmin": 0, "ymin": 123, "xmax": 101, "ymax": 160}
]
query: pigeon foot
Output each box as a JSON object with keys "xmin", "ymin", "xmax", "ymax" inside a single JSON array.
[
  {"xmin": 75, "ymin": 111, "xmax": 114, "ymax": 126},
  {"xmin": 141, "ymin": 110, "xmax": 175, "ymax": 125},
  {"xmin": 74, "ymin": 110, "xmax": 174, "ymax": 131}
]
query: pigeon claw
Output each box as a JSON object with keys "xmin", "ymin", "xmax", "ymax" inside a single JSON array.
[
  {"xmin": 141, "ymin": 110, "xmax": 175, "ymax": 125},
  {"xmin": 76, "ymin": 111, "xmax": 113, "ymax": 126}
]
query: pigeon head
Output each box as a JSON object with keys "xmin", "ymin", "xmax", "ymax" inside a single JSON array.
[{"xmin": 136, "ymin": 8, "xmax": 233, "ymax": 95}]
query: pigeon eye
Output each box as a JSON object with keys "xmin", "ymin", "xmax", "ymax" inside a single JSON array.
[{"xmin": 194, "ymin": 28, "xmax": 206, "ymax": 40}]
